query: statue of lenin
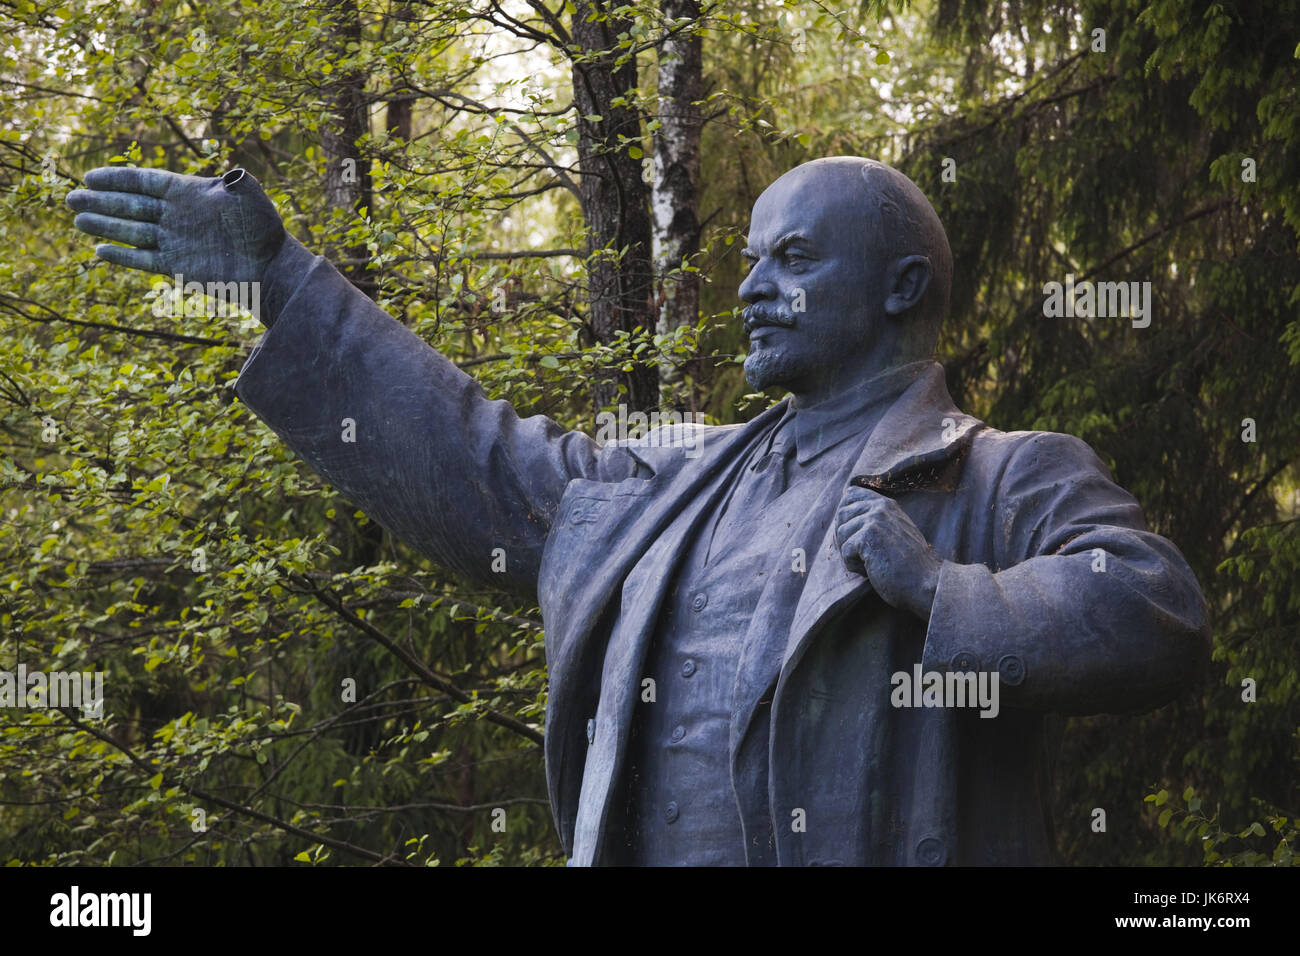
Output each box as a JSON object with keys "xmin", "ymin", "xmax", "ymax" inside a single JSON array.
[{"xmin": 67, "ymin": 156, "xmax": 1211, "ymax": 865}]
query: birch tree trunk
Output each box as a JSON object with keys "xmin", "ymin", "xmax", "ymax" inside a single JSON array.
[{"xmin": 652, "ymin": 0, "xmax": 702, "ymax": 409}]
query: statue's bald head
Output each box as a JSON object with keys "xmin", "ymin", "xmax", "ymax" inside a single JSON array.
[
  {"xmin": 741, "ymin": 157, "xmax": 952, "ymax": 401},
  {"xmin": 857, "ymin": 160, "xmax": 952, "ymax": 334},
  {"xmin": 783, "ymin": 157, "xmax": 950, "ymax": 346}
]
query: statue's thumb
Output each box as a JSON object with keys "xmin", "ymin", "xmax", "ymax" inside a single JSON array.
[{"xmin": 220, "ymin": 167, "xmax": 253, "ymax": 193}]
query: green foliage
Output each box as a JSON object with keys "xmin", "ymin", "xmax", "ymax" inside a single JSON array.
[
  {"xmin": 1146, "ymin": 785, "xmax": 1299, "ymax": 866},
  {"xmin": 0, "ymin": 0, "xmax": 608, "ymax": 867}
]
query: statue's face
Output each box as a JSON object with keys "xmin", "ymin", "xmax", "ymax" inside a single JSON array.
[{"xmin": 739, "ymin": 162, "xmax": 885, "ymax": 399}]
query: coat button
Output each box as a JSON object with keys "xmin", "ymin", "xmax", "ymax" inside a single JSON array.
[
  {"xmin": 586, "ymin": 718, "xmax": 595, "ymax": 745},
  {"xmin": 997, "ymin": 654, "xmax": 1026, "ymax": 686},
  {"xmin": 665, "ymin": 801, "xmax": 679, "ymax": 824},
  {"xmin": 691, "ymin": 593, "xmax": 708, "ymax": 612},
  {"xmin": 915, "ymin": 837, "xmax": 946, "ymax": 866},
  {"xmin": 681, "ymin": 659, "xmax": 697, "ymax": 678},
  {"xmin": 949, "ymin": 650, "xmax": 979, "ymax": 672},
  {"xmin": 670, "ymin": 725, "xmax": 685, "ymax": 743}
]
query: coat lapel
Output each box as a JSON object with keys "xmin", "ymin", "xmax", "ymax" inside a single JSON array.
[
  {"xmin": 780, "ymin": 363, "xmax": 985, "ymax": 680},
  {"xmin": 725, "ymin": 364, "xmax": 985, "ymax": 857}
]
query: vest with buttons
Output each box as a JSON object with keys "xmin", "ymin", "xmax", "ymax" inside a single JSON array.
[{"xmin": 607, "ymin": 493, "xmax": 789, "ymax": 864}]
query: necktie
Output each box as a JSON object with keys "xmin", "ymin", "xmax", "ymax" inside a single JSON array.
[{"xmin": 746, "ymin": 421, "xmax": 795, "ymax": 505}]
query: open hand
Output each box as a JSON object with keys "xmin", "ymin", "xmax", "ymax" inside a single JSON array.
[{"xmin": 66, "ymin": 167, "xmax": 287, "ymax": 287}]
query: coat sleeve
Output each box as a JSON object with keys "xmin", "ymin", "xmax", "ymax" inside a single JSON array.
[
  {"xmin": 920, "ymin": 431, "xmax": 1211, "ymax": 715},
  {"xmin": 234, "ymin": 245, "xmax": 642, "ymax": 601}
]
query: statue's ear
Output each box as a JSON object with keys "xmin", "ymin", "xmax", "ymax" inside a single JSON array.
[{"xmin": 884, "ymin": 254, "xmax": 932, "ymax": 316}]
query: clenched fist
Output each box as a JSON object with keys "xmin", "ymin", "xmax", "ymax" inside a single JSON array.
[{"xmin": 835, "ymin": 482, "xmax": 942, "ymax": 621}]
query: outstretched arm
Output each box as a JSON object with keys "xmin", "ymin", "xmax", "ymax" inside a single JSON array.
[
  {"xmin": 233, "ymin": 243, "xmax": 639, "ymax": 597},
  {"xmin": 68, "ymin": 167, "xmax": 639, "ymax": 600}
]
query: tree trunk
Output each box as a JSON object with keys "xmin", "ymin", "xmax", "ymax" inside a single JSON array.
[
  {"xmin": 385, "ymin": 2, "xmax": 415, "ymax": 141},
  {"xmin": 322, "ymin": 0, "xmax": 374, "ymax": 288},
  {"xmin": 652, "ymin": 0, "xmax": 702, "ymax": 410},
  {"xmin": 571, "ymin": 1, "xmax": 657, "ymax": 414},
  {"xmin": 323, "ymin": 0, "xmax": 384, "ymax": 565}
]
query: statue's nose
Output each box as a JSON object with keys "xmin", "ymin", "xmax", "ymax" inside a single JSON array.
[{"xmin": 738, "ymin": 259, "xmax": 777, "ymax": 304}]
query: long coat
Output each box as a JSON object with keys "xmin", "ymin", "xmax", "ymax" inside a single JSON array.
[{"xmin": 235, "ymin": 254, "xmax": 1211, "ymax": 865}]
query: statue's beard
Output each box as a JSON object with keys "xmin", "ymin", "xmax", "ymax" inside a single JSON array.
[
  {"xmin": 743, "ymin": 338, "xmax": 803, "ymax": 391},
  {"xmin": 742, "ymin": 305, "xmax": 799, "ymax": 390}
]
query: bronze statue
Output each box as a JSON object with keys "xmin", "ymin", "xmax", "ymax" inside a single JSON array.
[{"xmin": 68, "ymin": 156, "xmax": 1210, "ymax": 865}]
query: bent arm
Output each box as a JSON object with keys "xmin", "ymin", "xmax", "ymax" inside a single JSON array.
[
  {"xmin": 921, "ymin": 433, "xmax": 1211, "ymax": 715},
  {"xmin": 235, "ymin": 242, "xmax": 639, "ymax": 600}
]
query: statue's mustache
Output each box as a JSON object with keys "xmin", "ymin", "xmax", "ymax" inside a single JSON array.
[{"xmin": 743, "ymin": 306, "xmax": 796, "ymax": 333}]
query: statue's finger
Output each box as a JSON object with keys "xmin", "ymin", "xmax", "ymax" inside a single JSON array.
[
  {"xmin": 94, "ymin": 242, "xmax": 162, "ymax": 274},
  {"xmin": 83, "ymin": 166, "xmax": 175, "ymax": 198},
  {"xmin": 836, "ymin": 496, "xmax": 886, "ymax": 528},
  {"xmin": 839, "ymin": 538, "xmax": 867, "ymax": 575},
  {"xmin": 66, "ymin": 188, "xmax": 165, "ymax": 223},
  {"xmin": 73, "ymin": 212, "xmax": 158, "ymax": 249},
  {"xmin": 835, "ymin": 513, "xmax": 870, "ymax": 548},
  {"xmin": 842, "ymin": 481, "xmax": 886, "ymax": 502}
]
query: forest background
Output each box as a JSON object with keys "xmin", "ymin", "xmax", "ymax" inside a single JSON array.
[{"xmin": 1, "ymin": 0, "xmax": 1297, "ymax": 866}]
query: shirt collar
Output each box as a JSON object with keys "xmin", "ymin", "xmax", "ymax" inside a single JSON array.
[{"xmin": 785, "ymin": 359, "xmax": 936, "ymax": 465}]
